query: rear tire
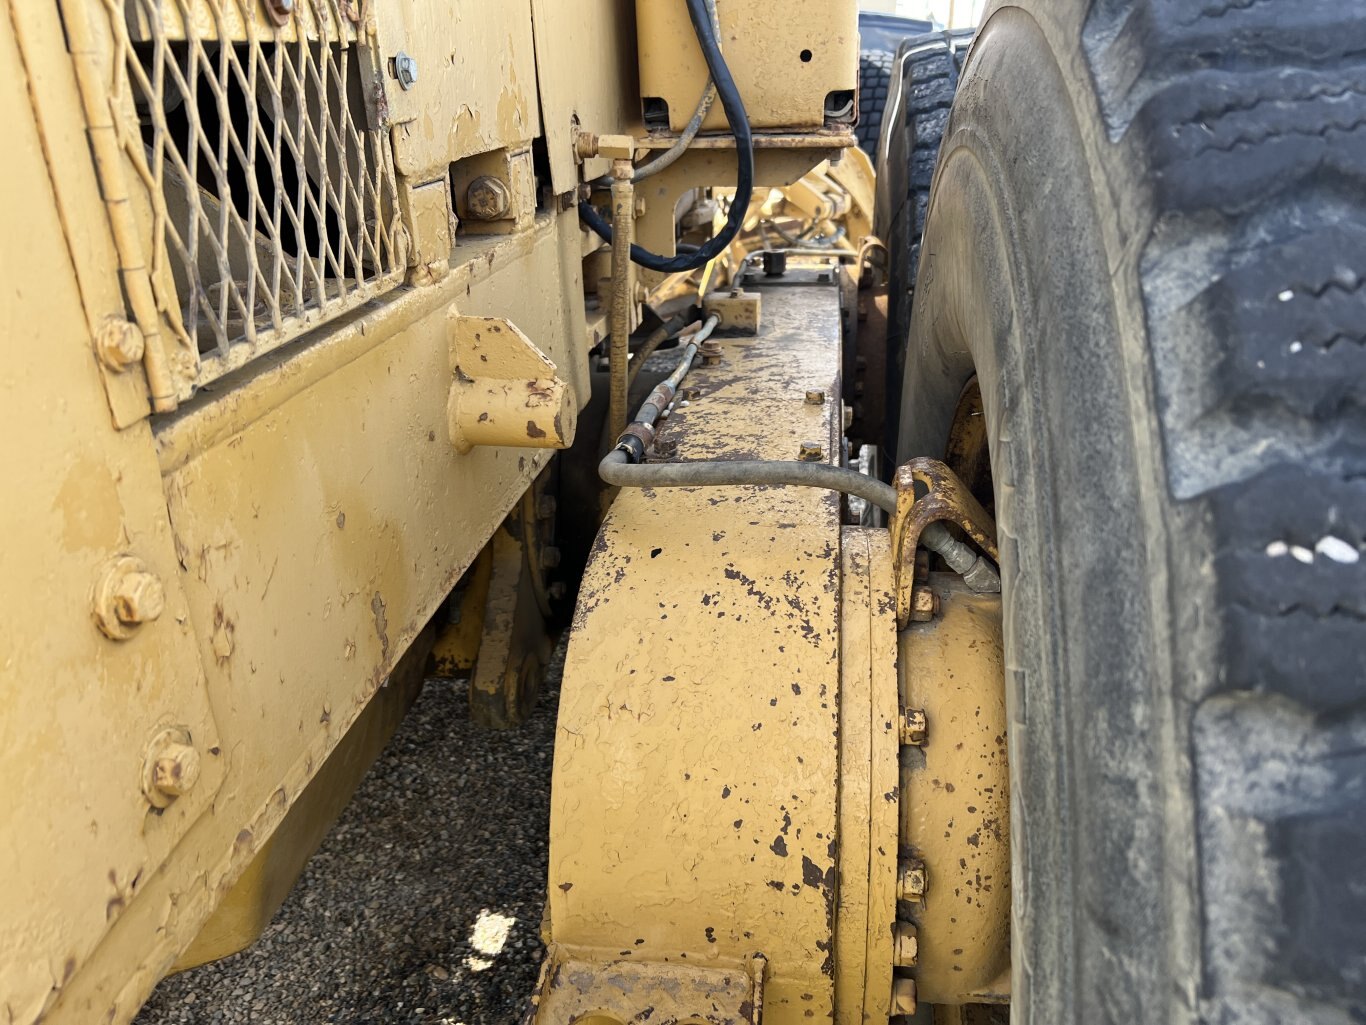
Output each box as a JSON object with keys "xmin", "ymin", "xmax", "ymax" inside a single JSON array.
[
  {"xmin": 897, "ymin": 3, "xmax": 1366, "ymax": 1022},
  {"xmin": 856, "ymin": 50, "xmax": 894, "ymax": 158}
]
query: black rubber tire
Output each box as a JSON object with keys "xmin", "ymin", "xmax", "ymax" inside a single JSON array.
[
  {"xmin": 856, "ymin": 49, "xmax": 894, "ymax": 158},
  {"xmin": 874, "ymin": 29, "xmax": 974, "ymax": 452},
  {"xmin": 897, "ymin": 3, "xmax": 1366, "ymax": 1023}
]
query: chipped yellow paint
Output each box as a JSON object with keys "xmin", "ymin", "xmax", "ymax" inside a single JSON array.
[{"xmin": 546, "ymin": 282, "xmax": 847, "ymax": 1022}]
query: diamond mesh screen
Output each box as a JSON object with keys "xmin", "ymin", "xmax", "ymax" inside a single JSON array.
[{"xmin": 90, "ymin": 0, "xmax": 405, "ymax": 398}]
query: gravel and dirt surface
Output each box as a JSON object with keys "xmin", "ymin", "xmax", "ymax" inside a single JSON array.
[{"xmin": 135, "ymin": 647, "xmax": 563, "ymax": 1025}]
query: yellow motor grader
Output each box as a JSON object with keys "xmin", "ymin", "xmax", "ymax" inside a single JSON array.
[{"xmin": 2, "ymin": 0, "xmax": 1362, "ymax": 1023}]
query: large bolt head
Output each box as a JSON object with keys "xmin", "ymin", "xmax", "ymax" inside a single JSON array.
[
  {"xmin": 95, "ymin": 318, "xmax": 145, "ymax": 372},
  {"xmin": 152, "ymin": 743, "xmax": 201, "ymax": 797},
  {"xmin": 466, "ymin": 176, "xmax": 511, "ymax": 220},
  {"xmin": 893, "ymin": 924, "xmax": 919, "ymax": 967},
  {"xmin": 891, "ymin": 977, "xmax": 917, "ymax": 1015},
  {"xmin": 897, "ymin": 860, "xmax": 927, "ymax": 899},
  {"xmin": 899, "ymin": 707, "xmax": 927, "ymax": 747},
  {"xmin": 143, "ymin": 729, "xmax": 201, "ymax": 807},
  {"xmin": 909, "ymin": 585, "xmax": 939, "ymax": 622},
  {"xmin": 93, "ymin": 556, "xmax": 165, "ymax": 640}
]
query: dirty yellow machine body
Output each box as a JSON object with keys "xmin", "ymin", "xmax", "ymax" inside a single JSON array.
[
  {"xmin": 11, "ymin": 0, "xmax": 1364, "ymax": 1020},
  {"xmin": 0, "ymin": 0, "xmax": 1063, "ymax": 1021}
]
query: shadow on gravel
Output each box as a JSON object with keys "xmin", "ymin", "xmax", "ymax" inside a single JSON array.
[{"xmin": 136, "ymin": 639, "xmax": 564, "ymax": 1025}]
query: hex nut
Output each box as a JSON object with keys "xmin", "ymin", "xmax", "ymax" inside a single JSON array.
[
  {"xmin": 891, "ymin": 977, "xmax": 917, "ymax": 1015},
  {"xmin": 804, "ymin": 389, "xmax": 826, "ymax": 405},
  {"xmin": 680, "ymin": 386, "xmax": 702, "ymax": 401},
  {"xmin": 897, "ymin": 860, "xmax": 927, "ymax": 900},
  {"xmin": 466, "ymin": 175, "xmax": 512, "ymax": 221},
  {"xmin": 893, "ymin": 923, "xmax": 919, "ymax": 967},
  {"xmin": 899, "ymin": 707, "xmax": 927, "ymax": 747},
  {"xmin": 798, "ymin": 441, "xmax": 824, "ymax": 462},
  {"xmin": 93, "ymin": 555, "xmax": 166, "ymax": 640},
  {"xmin": 95, "ymin": 318, "xmax": 145, "ymax": 373},
  {"xmin": 540, "ymin": 546, "xmax": 562, "ymax": 570},
  {"xmin": 909, "ymin": 586, "xmax": 939, "ymax": 623},
  {"xmin": 143, "ymin": 728, "xmax": 200, "ymax": 808},
  {"xmin": 699, "ymin": 341, "xmax": 722, "ymax": 367}
]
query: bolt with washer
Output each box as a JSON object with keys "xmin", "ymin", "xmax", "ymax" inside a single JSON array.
[
  {"xmin": 95, "ymin": 318, "xmax": 144, "ymax": 373},
  {"xmin": 143, "ymin": 729, "xmax": 202, "ymax": 808},
  {"xmin": 93, "ymin": 555, "xmax": 166, "ymax": 640},
  {"xmin": 466, "ymin": 175, "xmax": 512, "ymax": 220},
  {"xmin": 699, "ymin": 340, "xmax": 722, "ymax": 366},
  {"xmin": 393, "ymin": 51, "xmax": 419, "ymax": 90}
]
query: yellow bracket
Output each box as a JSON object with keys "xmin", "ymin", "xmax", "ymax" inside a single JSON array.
[
  {"xmin": 447, "ymin": 314, "xmax": 576, "ymax": 454},
  {"xmin": 890, "ymin": 458, "xmax": 999, "ymax": 629}
]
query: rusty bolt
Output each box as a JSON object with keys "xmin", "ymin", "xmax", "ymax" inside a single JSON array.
[
  {"xmin": 143, "ymin": 729, "xmax": 201, "ymax": 807},
  {"xmin": 263, "ymin": 0, "xmax": 293, "ymax": 24},
  {"xmin": 804, "ymin": 389, "xmax": 825, "ymax": 405},
  {"xmin": 540, "ymin": 546, "xmax": 562, "ymax": 570},
  {"xmin": 891, "ymin": 977, "xmax": 917, "ymax": 1016},
  {"xmin": 392, "ymin": 51, "xmax": 418, "ymax": 90},
  {"xmin": 699, "ymin": 340, "xmax": 722, "ymax": 366},
  {"xmin": 95, "ymin": 317, "xmax": 145, "ymax": 373},
  {"xmin": 909, "ymin": 586, "xmax": 940, "ymax": 622},
  {"xmin": 652, "ymin": 438, "xmax": 678, "ymax": 459},
  {"xmin": 798, "ymin": 441, "xmax": 824, "ymax": 462},
  {"xmin": 93, "ymin": 555, "xmax": 165, "ymax": 640},
  {"xmin": 466, "ymin": 176, "xmax": 511, "ymax": 220},
  {"xmin": 680, "ymin": 386, "xmax": 702, "ymax": 401},
  {"xmin": 893, "ymin": 924, "xmax": 919, "ymax": 968},
  {"xmin": 152, "ymin": 743, "xmax": 201, "ymax": 798},
  {"xmin": 536, "ymin": 494, "xmax": 558, "ymax": 519},
  {"xmin": 897, "ymin": 860, "xmax": 927, "ymax": 900},
  {"xmin": 899, "ymin": 707, "xmax": 927, "ymax": 747}
]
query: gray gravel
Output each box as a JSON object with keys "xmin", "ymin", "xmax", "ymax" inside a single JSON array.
[{"xmin": 135, "ymin": 645, "xmax": 562, "ymax": 1025}]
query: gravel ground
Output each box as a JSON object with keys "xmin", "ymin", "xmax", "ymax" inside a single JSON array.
[{"xmin": 135, "ymin": 643, "xmax": 563, "ymax": 1025}]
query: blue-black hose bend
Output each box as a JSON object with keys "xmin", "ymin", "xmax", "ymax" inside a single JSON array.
[{"xmin": 578, "ymin": 0, "xmax": 753, "ymax": 273}]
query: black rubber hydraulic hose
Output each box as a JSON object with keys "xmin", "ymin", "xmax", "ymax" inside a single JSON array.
[
  {"xmin": 578, "ymin": 0, "xmax": 753, "ymax": 272},
  {"xmin": 600, "ymin": 450, "xmax": 900, "ymax": 516}
]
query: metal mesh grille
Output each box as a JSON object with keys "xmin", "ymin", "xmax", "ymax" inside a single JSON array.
[{"xmin": 96, "ymin": 0, "xmax": 405, "ymax": 397}]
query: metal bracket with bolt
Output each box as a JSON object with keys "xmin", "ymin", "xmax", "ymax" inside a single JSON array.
[{"xmin": 392, "ymin": 52, "xmax": 419, "ymax": 90}]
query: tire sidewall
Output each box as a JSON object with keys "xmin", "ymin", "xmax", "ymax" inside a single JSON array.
[{"xmin": 897, "ymin": 8, "xmax": 1191, "ymax": 1022}]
